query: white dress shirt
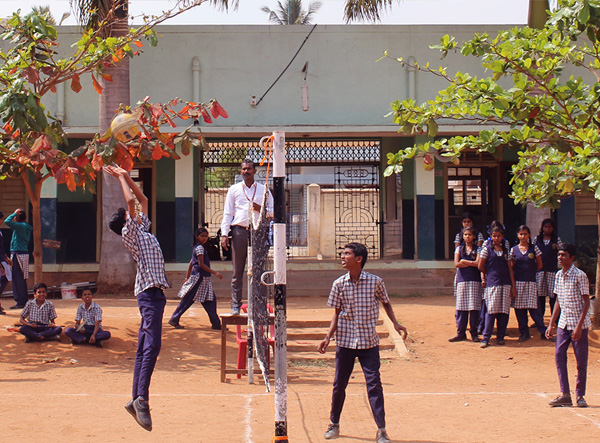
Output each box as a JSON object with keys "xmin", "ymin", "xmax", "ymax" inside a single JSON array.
[{"xmin": 220, "ymin": 181, "xmax": 273, "ymax": 235}]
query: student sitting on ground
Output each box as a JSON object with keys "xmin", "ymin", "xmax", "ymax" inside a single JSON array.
[
  {"xmin": 19, "ymin": 282, "xmax": 62, "ymax": 343},
  {"xmin": 65, "ymin": 289, "xmax": 111, "ymax": 347}
]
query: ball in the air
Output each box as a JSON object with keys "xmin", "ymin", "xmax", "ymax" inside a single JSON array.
[{"xmin": 111, "ymin": 113, "xmax": 141, "ymax": 142}]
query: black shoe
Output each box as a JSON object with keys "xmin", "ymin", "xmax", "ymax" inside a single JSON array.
[
  {"xmin": 168, "ymin": 319, "xmax": 184, "ymax": 329},
  {"xmin": 448, "ymin": 335, "xmax": 467, "ymax": 343},
  {"xmin": 480, "ymin": 340, "xmax": 489, "ymax": 348},
  {"xmin": 518, "ymin": 334, "xmax": 530, "ymax": 342},
  {"xmin": 49, "ymin": 334, "xmax": 61, "ymax": 342},
  {"xmin": 324, "ymin": 423, "xmax": 339, "ymax": 439},
  {"xmin": 124, "ymin": 399, "xmax": 136, "ymax": 420},
  {"xmin": 576, "ymin": 396, "xmax": 588, "ymax": 408},
  {"xmin": 211, "ymin": 324, "xmax": 222, "ymax": 330},
  {"xmin": 132, "ymin": 397, "xmax": 152, "ymax": 431},
  {"xmin": 549, "ymin": 394, "xmax": 573, "ymax": 407},
  {"xmin": 497, "ymin": 339, "xmax": 505, "ymax": 345},
  {"xmin": 24, "ymin": 336, "xmax": 32, "ymax": 343},
  {"xmin": 231, "ymin": 307, "xmax": 241, "ymax": 315},
  {"xmin": 0, "ymin": 308, "xmax": 5, "ymax": 315},
  {"xmin": 10, "ymin": 305, "xmax": 24, "ymax": 310},
  {"xmin": 94, "ymin": 340, "xmax": 104, "ymax": 348}
]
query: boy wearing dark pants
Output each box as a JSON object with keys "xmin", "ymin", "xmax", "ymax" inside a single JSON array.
[
  {"xmin": 546, "ymin": 243, "xmax": 590, "ymax": 408},
  {"xmin": 19, "ymin": 282, "xmax": 62, "ymax": 342},
  {"xmin": 65, "ymin": 289, "xmax": 111, "ymax": 347},
  {"xmin": 105, "ymin": 165, "xmax": 169, "ymax": 432},
  {"xmin": 318, "ymin": 243, "xmax": 407, "ymax": 443}
]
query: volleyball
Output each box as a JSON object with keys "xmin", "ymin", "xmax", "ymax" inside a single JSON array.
[{"xmin": 110, "ymin": 113, "xmax": 141, "ymax": 142}]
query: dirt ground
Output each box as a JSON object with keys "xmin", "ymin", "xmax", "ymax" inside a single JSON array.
[{"xmin": 0, "ymin": 294, "xmax": 599, "ymax": 443}]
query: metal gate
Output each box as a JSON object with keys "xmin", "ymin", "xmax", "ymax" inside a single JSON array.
[
  {"xmin": 201, "ymin": 139, "xmax": 381, "ymax": 258},
  {"xmin": 334, "ymin": 165, "xmax": 380, "ymax": 258}
]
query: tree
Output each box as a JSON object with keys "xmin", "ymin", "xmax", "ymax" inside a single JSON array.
[
  {"xmin": 68, "ymin": 0, "xmax": 238, "ymax": 293},
  {"xmin": 261, "ymin": 0, "xmax": 322, "ymax": 25},
  {"xmin": 0, "ymin": 7, "xmax": 227, "ymax": 283},
  {"xmin": 379, "ymin": 0, "xmax": 600, "ymax": 323}
]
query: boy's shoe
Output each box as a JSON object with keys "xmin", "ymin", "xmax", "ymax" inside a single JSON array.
[
  {"xmin": 448, "ymin": 335, "xmax": 467, "ymax": 342},
  {"xmin": 24, "ymin": 336, "xmax": 32, "ymax": 343},
  {"xmin": 549, "ymin": 394, "xmax": 573, "ymax": 407},
  {"xmin": 10, "ymin": 305, "xmax": 24, "ymax": 310},
  {"xmin": 168, "ymin": 319, "xmax": 184, "ymax": 329},
  {"xmin": 231, "ymin": 307, "xmax": 241, "ymax": 315},
  {"xmin": 132, "ymin": 397, "xmax": 152, "ymax": 431},
  {"xmin": 471, "ymin": 334, "xmax": 480, "ymax": 343},
  {"xmin": 518, "ymin": 334, "xmax": 530, "ymax": 342},
  {"xmin": 49, "ymin": 335, "xmax": 61, "ymax": 342},
  {"xmin": 95, "ymin": 340, "xmax": 104, "ymax": 348},
  {"xmin": 576, "ymin": 396, "xmax": 588, "ymax": 408},
  {"xmin": 496, "ymin": 339, "xmax": 505, "ymax": 345},
  {"xmin": 211, "ymin": 325, "xmax": 222, "ymax": 330},
  {"xmin": 124, "ymin": 399, "xmax": 136, "ymax": 419},
  {"xmin": 480, "ymin": 340, "xmax": 489, "ymax": 349},
  {"xmin": 376, "ymin": 428, "xmax": 391, "ymax": 443},
  {"xmin": 324, "ymin": 423, "xmax": 339, "ymax": 439}
]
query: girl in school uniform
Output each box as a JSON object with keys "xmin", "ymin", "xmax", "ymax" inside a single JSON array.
[
  {"xmin": 478, "ymin": 225, "xmax": 516, "ymax": 348},
  {"xmin": 509, "ymin": 225, "xmax": 547, "ymax": 342},
  {"xmin": 453, "ymin": 212, "xmax": 484, "ymax": 250},
  {"xmin": 449, "ymin": 227, "xmax": 483, "ymax": 342},
  {"xmin": 169, "ymin": 227, "xmax": 223, "ymax": 330},
  {"xmin": 534, "ymin": 219, "xmax": 562, "ymax": 318}
]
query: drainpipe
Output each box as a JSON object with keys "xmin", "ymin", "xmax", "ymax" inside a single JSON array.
[
  {"xmin": 192, "ymin": 57, "xmax": 201, "ymax": 103},
  {"xmin": 56, "ymin": 82, "xmax": 65, "ymax": 124}
]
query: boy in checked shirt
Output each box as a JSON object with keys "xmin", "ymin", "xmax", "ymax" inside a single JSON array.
[
  {"xmin": 65, "ymin": 289, "xmax": 111, "ymax": 347},
  {"xmin": 546, "ymin": 243, "xmax": 591, "ymax": 408},
  {"xmin": 19, "ymin": 282, "xmax": 62, "ymax": 342},
  {"xmin": 318, "ymin": 243, "xmax": 407, "ymax": 443}
]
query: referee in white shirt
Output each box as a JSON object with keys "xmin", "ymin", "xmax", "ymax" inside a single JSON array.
[{"xmin": 220, "ymin": 159, "xmax": 273, "ymax": 315}]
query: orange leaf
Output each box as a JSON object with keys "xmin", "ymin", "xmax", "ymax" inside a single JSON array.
[
  {"xmin": 31, "ymin": 135, "xmax": 51, "ymax": 153},
  {"xmin": 12, "ymin": 129, "xmax": 20, "ymax": 139},
  {"xmin": 71, "ymin": 74, "xmax": 82, "ymax": 93},
  {"xmin": 152, "ymin": 143, "xmax": 164, "ymax": 160},
  {"xmin": 50, "ymin": 85, "xmax": 56, "ymax": 93},
  {"xmin": 91, "ymin": 154, "xmax": 104, "ymax": 171},
  {"xmin": 134, "ymin": 40, "xmax": 143, "ymax": 47},
  {"xmin": 3, "ymin": 122, "xmax": 12, "ymax": 132},
  {"xmin": 92, "ymin": 74, "xmax": 103, "ymax": 95},
  {"xmin": 8, "ymin": 67, "xmax": 17, "ymax": 75},
  {"xmin": 101, "ymin": 73, "xmax": 113, "ymax": 82},
  {"xmin": 66, "ymin": 172, "xmax": 77, "ymax": 192},
  {"xmin": 76, "ymin": 155, "xmax": 89, "ymax": 168}
]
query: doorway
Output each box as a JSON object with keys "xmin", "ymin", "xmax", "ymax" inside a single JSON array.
[{"xmin": 447, "ymin": 166, "xmax": 496, "ymax": 255}]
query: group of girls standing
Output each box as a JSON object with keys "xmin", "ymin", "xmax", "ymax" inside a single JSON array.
[{"xmin": 450, "ymin": 214, "xmax": 561, "ymax": 348}]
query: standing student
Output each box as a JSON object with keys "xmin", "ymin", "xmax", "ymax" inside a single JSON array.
[
  {"xmin": 318, "ymin": 243, "xmax": 407, "ymax": 443},
  {"xmin": 509, "ymin": 225, "xmax": 547, "ymax": 342},
  {"xmin": 453, "ymin": 212, "xmax": 484, "ymax": 250},
  {"xmin": 169, "ymin": 227, "xmax": 223, "ymax": 330},
  {"xmin": 5, "ymin": 208, "xmax": 32, "ymax": 309},
  {"xmin": 478, "ymin": 226, "xmax": 516, "ymax": 348},
  {"xmin": 449, "ymin": 227, "xmax": 482, "ymax": 343},
  {"xmin": 105, "ymin": 165, "xmax": 169, "ymax": 432},
  {"xmin": 0, "ymin": 211, "xmax": 13, "ymax": 314},
  {"xmin": 534, "ymin": 219, "xmax": 562, "ymax": 319},
  {"xmin": 220, "ymin": 159, "xmax": 273, "ymax": 315},
  {"xmin": 476, "ymin": 220, "xmax": 509, "ymax": 335},
  {"xmin": 546, "ymin": 243, "xmax": 590, "ymax": 408}
]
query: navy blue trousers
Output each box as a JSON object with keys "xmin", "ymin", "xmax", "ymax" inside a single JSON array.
[
  {"xmin": 455, "ymin": 310, "xmax": 480, "ymax": 337},
  {"xmin": 483, "ymin": 312, "xmax": 509, "ymax": 341},
  {"xmin": 133, "ymin": 287, "xmax": 166, "ymax": 400},
  {"xmin": 556, "ymin": 327, "xmax": 589, "ymax": 397},
  {"xmin": 11, "ymin": 253, "xmax": 28, "ymax": 307},
  {"xmin": 20, "ymin": 323, "xmax": 62, "ymax": 341},
  {"xmin": 65, "ymin": 325, "xmax": 111, "ymax": 344},
  {"xmin": 514, "ymin": 308, "xmax": 546, "ymax": 336},
  {"xmin": 170, "ymin": 278, "xmax": 221, "ymax": 329},
  {"xmin": 330, "ymin": 346, "xmax": 385, "ymax": 428}
]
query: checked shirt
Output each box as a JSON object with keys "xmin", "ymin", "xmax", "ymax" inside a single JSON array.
[
  {"xmin": 122, "ymin": 212, "xmax": 169, "ymax": 296},
  {"xmin": 554, "ymin": 265, "xmax": 591, "ymax": 331},
  {"xmin": 75, "ymin": 302, "xmax": 103, "ymax": 326},
  {"xmin": 328, "ymin": 270, "xmax": 389, "ymax": 349},
  {"xmin": 21, "ymin": 299, "xmax": 57, "ymax": 325}
]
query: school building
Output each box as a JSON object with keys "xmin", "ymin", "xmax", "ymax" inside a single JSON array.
[{"xmin": 0, "ymin": 24, "xmax": 595, "ymax": 273}]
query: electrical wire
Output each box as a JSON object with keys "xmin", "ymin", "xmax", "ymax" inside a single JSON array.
[{"xmin": 254, "ymin": 23, "xmax": 317, "ymax": 107}]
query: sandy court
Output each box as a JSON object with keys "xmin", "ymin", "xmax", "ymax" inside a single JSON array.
[{"xmin": 1, "ymin": 294, "xmax": 599, "ymax": 442}]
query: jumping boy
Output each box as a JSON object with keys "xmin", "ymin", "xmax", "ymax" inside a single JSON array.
[
  {"xmin": 19, "ymin": 282, "xmax": 62, "ymax": 342},
  {"xmin": 545, "ymin": 243, "xmax": 590, "ymax": 408},
  {"xmin": 318, "ymin": 243, "xmax": 407, "ymax": 443},
  {"xmin": 105, "ymin": 165, "xmax": 169, "ymax": 432},
  {"xmin": 65, "ymin": 289, "xmax": 111, "ymax": 347}
]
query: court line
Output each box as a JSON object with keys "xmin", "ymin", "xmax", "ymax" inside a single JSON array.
[{"xmin": 244, "ymin": 395, "xmax": 253, "ymax": 442}]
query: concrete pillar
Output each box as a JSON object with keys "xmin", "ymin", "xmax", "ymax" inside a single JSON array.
[
  {"xmin": 41, "ymin": 179, "xmax": 57, "ymax": 263},
  {"xmin": 307, "ymin": 184, "xmax": 321, "ymax": 257},
  {"xmin": 175, "ymin": 151, "xmax": 194, "ymax": 263},
  {"xmin": 526, "ymin": 204, "xmax": 550, "ymax": 236},
  {"xmin": 414, "ymin": 138, "xmax": 435, "ymax": 260}
]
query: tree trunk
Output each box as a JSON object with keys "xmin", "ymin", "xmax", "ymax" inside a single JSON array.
[
  {"xmin": 96, "ymin": 10, "xmax": 136, "ymax": 294},
  {"xmin": 22, "ymin": 175, "xmax": 44, "ymax": 284}
]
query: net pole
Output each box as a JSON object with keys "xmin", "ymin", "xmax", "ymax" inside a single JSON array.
[
  {"xmin": 272, "ymin": 131, "xmax": 288, "ymax": 441},
  {"xmin": 247, "ymin": 242, "xmax": 254, "ymax": 384}
]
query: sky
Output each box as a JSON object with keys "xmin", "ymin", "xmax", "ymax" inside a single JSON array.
[{"xmin": 0, "ymin": 0, "xmax": 529, "ymax": 26}]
